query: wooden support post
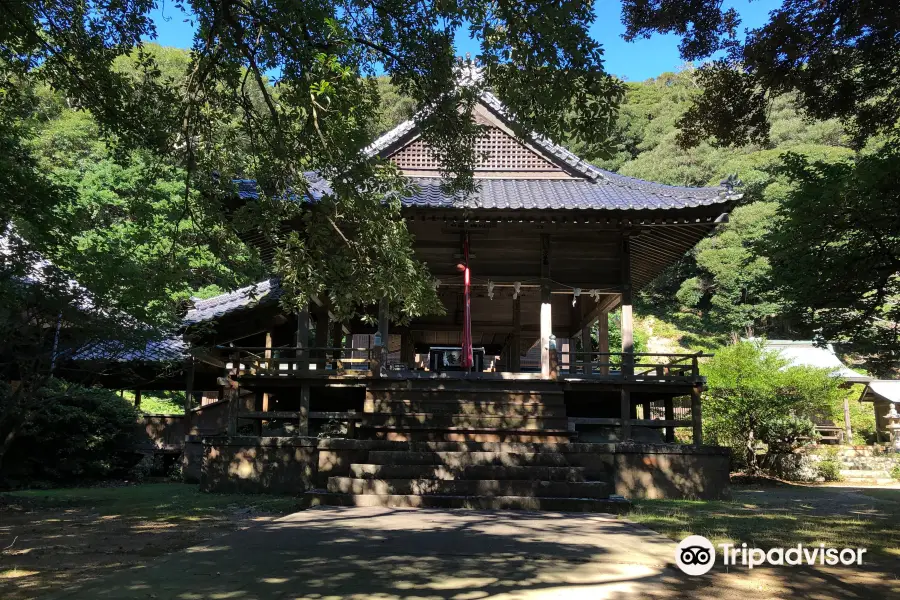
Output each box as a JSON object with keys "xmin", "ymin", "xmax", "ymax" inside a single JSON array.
[
  {"xmin": 253, "ymin": 390, "xmax": 264, "ymax": 436},
  {"xmin": 664, "ymin": 398, "xmax": 675, "ymax": 443},
  {"xmin": 331, "ymin": 320, "xmax": 344, "ymax": 370},
  {"xmin": 642, "ymin": 400, "xmax": 651, "ymax": 420},
  {"xmin": 843, "ymin": 396, "xmax": 853, "ymax": 444},
  {"xmin": 296, "ymin": 307, "xmax": 309, "ymax": 372},
  {"xmin": 184, "ymin": 359, "xmax": 195, "ymax": 436},
  {"xmin": 581, "ymin": 321, "xmax": 592, "ymax": 375},
  {"xmin": 314, "ymin": 304, "xmax": 328, "ymax": 370},
  {"xmin": 299, "ymin": 383, "xmax": 310, "ymax": 436},
  {"xmin": 400, "ymin": 332, "xmax": 414, "ymax": 369},
  {"xmin": 691, "ymin": 385, "xmax": 703, "ymax": 445},
  {"xmin": 511, "ymin": 296, "xmax": 521, "ymax": 372},
  {"xmin": 598, "ymin": 311, "xmax": 610, "ymax": 375},
  {"xmin": 620, "ymin": 389, "xmax": 632, "ymax": 441},
  {"xmin": 134, "ymin": 389, "xmax": 142, "ymax": 410},
  {"xmin": 540, "ymin": 233, "xmax": 552, "ymax": 379},
  {"xmin": 375, "ymin": 298, "xmax": 389, "ymax": 373},
  {"xmin": 620, "ymin": 234, "xmax": 634, "ymax": 377}
]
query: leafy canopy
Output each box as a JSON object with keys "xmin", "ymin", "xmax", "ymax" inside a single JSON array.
[
  {"xmin": 703, "ymin": 341, "xmax": 843, "ymax": 472},
  {"xmin": 1, "ymin": 0, "xmax": 627, "ymax": 324}
]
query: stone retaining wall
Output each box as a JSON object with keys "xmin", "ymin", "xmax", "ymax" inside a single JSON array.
[{"xmin": 200, "ymin": 437, "xmax": 731, "ymax": 500}]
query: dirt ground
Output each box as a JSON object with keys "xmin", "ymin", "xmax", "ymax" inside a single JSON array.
[
  {"xmin": 2, "ymin": 482, "xmax": 899, "ymax": 600},
  {"xmin": 0, "ymin": 483, "xmax": 302, "ymax": 600}
]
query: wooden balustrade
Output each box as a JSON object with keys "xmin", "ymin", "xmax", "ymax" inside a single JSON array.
[
  {"xmin": 217, "ymin": 345, "xmax": 375, "ymax": 376},
  {"xmin": 562, "ymin": 351, "xmax": 706, "ymax": 381}
]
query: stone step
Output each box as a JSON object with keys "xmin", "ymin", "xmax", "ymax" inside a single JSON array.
[
  {"xmin": 306, "ymin": 491, "xmax": 631, "ymax": 513},
  {"xmin": 840, "ymin": 478, "xmax": 896, "ymax": 485},
  {"xmin": 405, "ymin": 442, "xmax": 575, "ymax": 453},
  {"xmin": 374, "ymin": 429, "xmax": 572, "ymax": 443},
  {"xmin": 366, "ymin": 398, "xmax": 566, "ymax": 416},
  {"xmin": 839, "ymin": 469, "xmax": 893, "ymax": 478},
  {"xmin": 363, "ymin": 414, "xmax": 569, "ymax": 430},
  {"xmin": 368, "ymin": 450, "xmax": 574, "ymax": 467},
  {"xmin": 350, "ymin": 463, "xmax": 588, "ymax": 481},
  {"xmin": 326, "ymin": 477, "xmax": 610, "ymax": 498}
]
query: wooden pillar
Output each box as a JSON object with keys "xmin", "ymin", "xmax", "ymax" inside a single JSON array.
[
  {"xmin": 134, "ymin": 389, "xmax": 142, "ymax": 410},
  {"xmin": 314, "ymin": 304, "xmax": 328, "ymax": 370},
  {"xmin": 843, "ymin": 396, "xmax": 853, "ymax": 444},
  {"xmin": 253, "ymin": 390, "xmax": 264, "ymax": 436},
  {"xmin": 511, "ymin": 296, "xmax": 521, "ymax": 372},
  {"xmin": 299, "ymin": 383, "xmax": 310, "ymax": 436},
  {"xmin": 691, "ymin": 385, "xmax": 703, "ymax": 445},
  {"xmin": 331, "ymin": 320, "xmax": 344, "ymax": 369},
  {"xmin": 580, "ymin": 321, "xmax": 592, "ymax": 375},
  {"xmin": 620, "ymin": 389, "xmax": 632, "ymax": 441},
  {"xmin": 642, "ymin": 400, "xmax": 651, "ymax": 420},
  {"xmin": 375, "ymin": 298, "xmax": 389, "ymax": 373},
  {"xmin": 296, "ymin": 307, "xmax": 309, "ymax": 371},
  {"xmin": 598, "ymin": 311, "xmax": 610, "ymax": 375},
  {"xmin": 400, "ymin": 332, "xmax": 414, "ymax": 369},
  {"xmin": 664, "ymin": 398, "xmax": 675, "ymax": 443},
  {"xmin": 184, "ymin": 359, "xmax": 195, "ymax": 436},
  {"xmin": 540, "ymin": 234, "xmax": 552, "ymax": 379},
  {"xmin": 620, "ymin": 235, "xmax": 634, "ymax": 377},
  {"xmin": 262, "ymin": 331, "xmax": 273, "ymax": 414}
]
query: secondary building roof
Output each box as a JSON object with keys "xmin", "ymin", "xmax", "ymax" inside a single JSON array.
[
  {"xmin": 859, "ymin": 380, "xmax": 900, "ymax": 404},
  {"xmin": 757, "ymin": 339, "xmax": 871, "ymax": 383}
]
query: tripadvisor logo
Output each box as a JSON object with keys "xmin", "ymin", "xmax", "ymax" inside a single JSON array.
[{"xmin": 675, "ymin": 535, "xmax": 867, "ymax": 575}]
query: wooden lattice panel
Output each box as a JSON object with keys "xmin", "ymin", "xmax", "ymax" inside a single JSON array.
[{"xmin": 389, "ymin": 126, "xmax": 562, "ymax": 172}]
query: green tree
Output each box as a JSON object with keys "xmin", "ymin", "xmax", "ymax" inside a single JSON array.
[
  {"xmin": 766, "ymin": 149, "xmax": 900, "ymax": 376},
  {"xmin": 703, "ymin": 341, "xmax": 843, "ymax": 473}
]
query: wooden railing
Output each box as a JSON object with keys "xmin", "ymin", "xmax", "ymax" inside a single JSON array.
[
  {"xmin": 561, "ymin": 351, "xmax": 705, "ymax": 380},
  {"xmin": 217, "ymin": 345, "xmax": 376, "ymax": 376}
]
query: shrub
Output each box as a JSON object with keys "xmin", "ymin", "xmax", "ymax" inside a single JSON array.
[
  {"xmin": 1, "ymin": 379, "xmax": 140, "ymax": 484},
  {"xmin": 758, "ymin": 415, "xmax": 819, "ymax": 453},
  {"xmin": 816, "ymin": 449, "xmax": 844, "ymax": 482},
  {"xmin": 890, "ymin": 462, "xmax": 900, "ymax": 481}
]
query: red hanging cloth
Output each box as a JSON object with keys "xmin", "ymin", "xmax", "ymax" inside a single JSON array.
[{"xmin": 461, "ymin": 235, "xmax": 473, "ymax": 370}]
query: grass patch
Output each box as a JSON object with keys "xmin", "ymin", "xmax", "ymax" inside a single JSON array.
[
  {"xmin": 628, "ymin": 485, "xmax": 900, "ymax": 564},
  {"xmin": 2, "ymin": 482, "xmax": 305, "ymax": 520}
]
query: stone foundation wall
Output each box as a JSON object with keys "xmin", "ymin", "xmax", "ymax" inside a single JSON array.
[{"xmin": 199, "ymin": 437, "xmax": 731, "ymax": 499}]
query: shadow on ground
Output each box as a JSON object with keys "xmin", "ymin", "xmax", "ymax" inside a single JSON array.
[{"xmin": 43, "ymin": 506, "xmax": 899, "ymax": 600}]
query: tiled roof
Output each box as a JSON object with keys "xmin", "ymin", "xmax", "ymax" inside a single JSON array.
[
  {"xmin": 755, "ymin": 339, "xmax": 871, "ymax": 382},
  {"xmin": 403, "ymin": 176, "xmax": 728, "ymax": 211},
  {"xmin": 359, "ymin": 90, "xmax": 736, "ymax": 210},
  {"xmin": 184, "ymin": 278, "xmax": 282, "ymax": 325}
]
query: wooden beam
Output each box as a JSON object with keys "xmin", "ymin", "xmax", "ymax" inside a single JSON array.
[
  {"xmin": 621, "ymin": 235, "xmax": 634, "ymax": 377},
  {"xmin": 691, "ymin": 385, "xmax": 703, "ymax": 445},
  {"xmin": 540, "ymin": 233, "xmax": 552, "ymax": 379},
  {"xmin": 331, "ymin": 320, "xmax": 344, "ymax": 368},
  {"xmin": 314, "ymin": 302, "xmax": 329, "ymax": 369},
  {"xmin": 134, "ymin": 389, "xmax": 142, "ymax": 410},
  {"xmin": 299, "ymin": 383, "xmax": 310, "ymax": 436},
  {"xmin": 511, "ymin": 296, "xmax": 521, "ymax": 371},
  {"xmin": 296, "ymin": 307, "xmax": 309, "ymax": 372},
  {"xmin": 184, "ymin": 359, "xmax": 195, "ymax": 435},
  {"xmin": 598, "ymin": 311, "xmax": 610, "ymax": 376},
  {"xmin": 620, "ymin": 389, "xmax": 632, "ymax": 441},
  {"xmin": 664, "ymin": 398, "xmax": 675, "ymax": 443}
]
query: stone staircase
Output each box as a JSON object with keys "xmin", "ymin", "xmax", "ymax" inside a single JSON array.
[
  {"xmin": 838, "ymin": 456, "xmax": 898, "ymax": 485},
  {"xmin": 360, "ymin": 379, "xmax": 572, "ymax": 443},
  {"xmin": 307, "ymin": 441, "xmax": 630, "ymax": 512},
  {"xmin": 307, "ymin": 380, "xmax": 629, "ymax": 512},
  {"xmin": 825, "ymin": 446, "xmax": 899, "ymax": 485}
]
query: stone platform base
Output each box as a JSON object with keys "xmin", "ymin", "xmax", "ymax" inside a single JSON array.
[{"xmin": 200, "ymin": 437, "xmax": 730, "ymax": 502}]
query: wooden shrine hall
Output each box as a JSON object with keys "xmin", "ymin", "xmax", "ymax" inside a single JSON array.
[{"xmin": 116, "ymin": 90, "xmax": 738, "ymax": 506}]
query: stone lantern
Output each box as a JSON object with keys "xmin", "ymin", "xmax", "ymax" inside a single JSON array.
[{"xmin": 884, "ymin": 403, "xmax": 900, "ymax": 452}]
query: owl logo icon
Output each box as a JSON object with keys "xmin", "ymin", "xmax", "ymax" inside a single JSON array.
[{"xmin": 675, "ymin": 535, "xmax": 715, "ymax": 575}]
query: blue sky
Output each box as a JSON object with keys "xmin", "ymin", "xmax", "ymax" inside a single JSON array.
[{"xmin": 147, "ymin": 0, "xmax": 781, "ymax": 82}]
